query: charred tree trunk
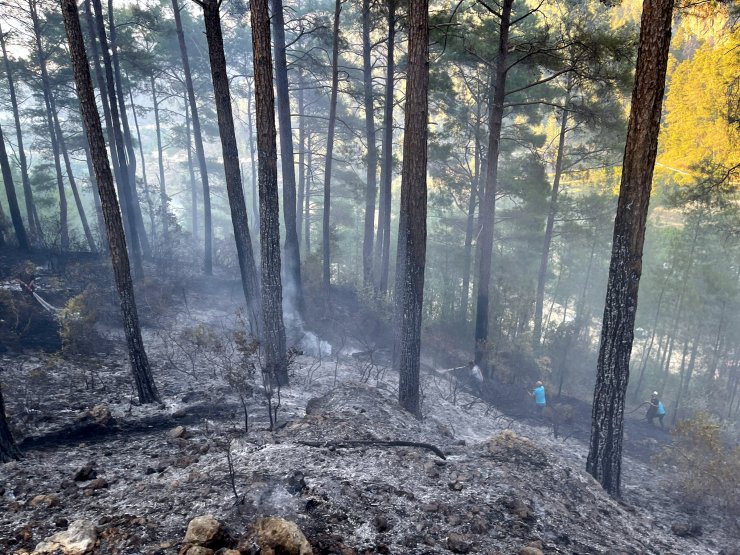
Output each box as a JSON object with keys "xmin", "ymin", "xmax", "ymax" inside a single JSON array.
[
  {"xmin": 271, "ymin": 0, "xmax": 304, "ymax": 316},
  {"xmin": 376, "ymin": 0, "xmax": 395, "ymax": 294},
  {"xmin": 0, "ymin": 124, "xmax": 30, "ymax": 250},
  {"xmin": 91, "ymin": 0, "xmax": 144, "ymax": 277},
  {"xmin": 151, "ymin": 76, "xmax": 169, "ymax": 243},
  {"xmin": 62, "ymin": 0, "xmax": 159, "ymax": 404},
  {"xmin": 460, "ymin": 103, "xmax": 481, "ymax": 324},
  {"xmin": 361, "ymin": 0, "xmax": 378, "ymax": 288},
  {"xmin": 172, "ymin": 0, "xmax": 212, "ymax": 274},
  {"xmin": 305, "ymin": 133, "xmax": 312, "ymax": 254},
  {"xmin": 586, "ymin": 0, "xmax": 674, "ymax": 498},
  {"xmin": 473, "ymin": 0, "xmax": 512, "ymax": 366},
  {"xmin": 128, "ymin": 84, "xmax": 156, "ymax": 241},
  {"xmin": 30, "ymin": 0, "xmax": 68, "ymax": 250},
  {"xmin": 201, "ymin": 0, "xmax": 263, "ymax": 338},
  {"xmin": 248, "ymin": 0, "xmax": 289, "ymax": 384},
  {"xmin": 1, "ymin": 27, "xmax": 41, "ymax": 242},
  {"xmin": 394, "ymin": 0, "xmax": 429, "ymax": 416},
  {"xmin": 246, "ymin": 75, "xmax": 259, "ymax": 230},
  {"xmin": 52, "ymin": 110, "xmax": 97, "ymax": 252},
  {"xmin": 322, "ymin": 0, "xmax": 341, "ymax": 290},
  {"xmin": 82, "ymin": 132, "xmax": 106, "ymax": 243},
  {"xmin": 0, "ymin": 383, "xmax": 20, "ymax": 463},
  {"xmin": 534, "ymin": 97, "xmax": 570, "ymax": 349},
  {"xmin": 297, "ymin": 73, "xmax": 306, "ymax": 247},
  {"xmin": 184, "ymin": 96, "xmax": 198, "ymax": 244},
  {"xmin": 107, "ymin": 2, "xmax": 152, "ymax": 259}
]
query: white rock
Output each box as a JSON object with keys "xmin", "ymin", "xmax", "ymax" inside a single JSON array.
[{"xmin": 33, "ymin": 519, "xmax": 97, "ymax": 554}]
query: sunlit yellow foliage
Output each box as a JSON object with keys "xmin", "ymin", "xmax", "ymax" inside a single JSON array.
[{"xmin": 659, "ymin": 28, "xmax": 740, "ymax": 185}]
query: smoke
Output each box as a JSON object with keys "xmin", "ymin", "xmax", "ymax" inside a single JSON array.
[{"xmin": 281, "ymin": 271, "xmax": 332, "ymax": 359}]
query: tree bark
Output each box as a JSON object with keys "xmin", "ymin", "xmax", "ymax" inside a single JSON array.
[
  {"xmin": 29, "ymin": 0, "xmax": 68, "ymax": 250},
  {"xmin": 107, "ymin": 1, "xmax": 152, "ymax": 259},
  {"xmin": 361, "ymin": 0, "xmax": 379, "ymax": 288},
  {"xmin": 271, "ymin": 0, "xmax": 304, "ymax": 316},
  {"xmin": 62, "ymin": 0, "xmax": 159, "ymax": 404},
  {"xmin": 90, "ymin": 0, "xmax": 144, "ymax": 277},
  {"xmin": 1, "ymin": 26, "xmax": 41, "ymax": 242},
  {"xmin": 184, "ymin": 95, "xmax": 198, "ymax": 244},
  {"xmin": 128, "ymin": 83, "xmax": 157, "ymax": 241},
  {"xmin": 0, "ymin": 382, "xmax": 20, "ymax": 463},
  {"xmin": 376, "ymin": 0, "xmax": 396, "ymax": 294},
  {"xmin": 394, "ymin": 0, "xmax": 429, "ymax": 416},
  {"xmin": 172, "ymin": 0, "xmax": 212, "ymax": 274},
  {"xmin": 460, "ymin": 101, "xmax": 481, "ymax": 324},
  {"xmin": 322, "ymin": 0, "xmax": 341, "ymax": 290},
  {"xmin": 534, "ymin": 97, "xmax": 570, "ymax": 349},
  {"xmin": 305, "ymin": 132, "xmax": 312, "ymax": 254},
  {"xmin": 200, "ymin": 0, "xmax": 263, "ymax": 339},
  {"xmin": 473, "ymin": 0, "xmax": 513, "ymax": 366},
  {"xmin": 586, "ymin": 0, "xmax": 675, "ymax": 498},
  {"xmin": 0, "ymin": 124, "xmax": 30, "ymax": 250},
  {"xmin": 151, "ymin": 76, "xmax": 169, "ymax": 243},
  {"xmin": 248, "ymin": 0, "xmax": 289, "ymax": 384},
  {"xmin": 297, "ymin": 73, "xmax": 306, "ymax": 247}
]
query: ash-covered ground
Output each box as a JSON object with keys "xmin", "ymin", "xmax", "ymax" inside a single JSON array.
[{"xmin": 0, "ymin": 279, "xmax": 738, "ymax": 555}]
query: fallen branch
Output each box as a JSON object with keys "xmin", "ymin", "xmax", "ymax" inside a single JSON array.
[{"xmin": 297, "ymin": 439, "xmax": 447, "ymax": 460}]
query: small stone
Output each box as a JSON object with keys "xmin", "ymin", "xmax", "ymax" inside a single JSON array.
[
  {"xmin": 421, "ymin": 502, "xmax": 439, "ymax": 512},
  {"xmin": 469, "ymin": 517, "xmax": 488, "ymax": 535},
  {"xmin": 287, "ymin": 471, "xmax": 307, "ymax": 494},
  {"xmin": 518, "ymin": 548, "xmax": 543, "ymax": 555},
  {"xmin": 184, "ymin": 515, "xmax": 223, "ymax": 547},
  {"xmin": 168, "ymin": 426, "xmax": 187, "ymax": 439},
  {"xmin": 245, "ymin": 517, "xmax": 313, "ymax": 555},
  {"xmin": 373, "ymin": 514, "xmax": 389, "ymax": 532},
  {"xmin": 73, "ymin": 465, "xmax": 97, "ymax": 482},
  {"xmin": 184, "ymin": 547, "xmax": 214, "ymax": 555},
  {"xmin": 29, "ymin": 494, "xmax": 60, "ymax": 508},
  {"xmin": 671, "ymin": 522, "xmax": 703, "ymax": 537},
  {"xmin": 447, "ymin": 533, "xmax": 472, "ymax": 553},
  {"xmin": 86, "ymin": 478, "xmax": 108, "ymax": 491},
  {"xmin": 423, "ymin": 461, "xmax": 440, "ymax": 478},
  {"xmin": 33, "ymin": 519, "xmax": 97, "ymax": 554},
  {"xmin": 214, "ymin": 550, "xmax": 241, "ymax": 555},
  {"xmin": 87, "ymin": 404, "xmax": 112, "ymax": 426},
  {"xmin": 172, "ymin": 408, "xmax": 188, "ymax": 418}
]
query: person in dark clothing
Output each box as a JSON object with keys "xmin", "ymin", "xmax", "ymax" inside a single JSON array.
[{"xmin": 646, "ymin": 391, "xmax": 666, "ymax": 429}]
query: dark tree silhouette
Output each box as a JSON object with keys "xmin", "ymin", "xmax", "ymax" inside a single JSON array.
[
  {"xmin": 0, "ymin": 382, "xmax": 20, "ymax": 463},
  {"xmin": 62, "ymin": 0, "xmax": 160, "ymax": 404},
  {"xmin": 172, "ymin": 0, "xmax": 213, "ymax": 275},
  {"xmin": 198, "ymin": 0, "xmax": 262, "ymax": 338},
  {"xmin": 394, "ymin": 0, "xmax": 429, "ymax": 416},
  {"xmin": 361, "ymin": 0, "xmax": 378, "ymax": 288},
  {"xmin": 586, "ymin": 0, "xmax": 675, "ymax": 497},
  {"xmin": 249, "ymin": 0, "xmax": 289, "ymax": 384},
  {"xmin": 0, "ymin": 124, "xmax": 30, "ymax": 250}
]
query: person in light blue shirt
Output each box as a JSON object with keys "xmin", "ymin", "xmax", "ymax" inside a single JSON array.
[{"xmin": 531, "ymin": 381, "xmax": 546, "ymax": 416}]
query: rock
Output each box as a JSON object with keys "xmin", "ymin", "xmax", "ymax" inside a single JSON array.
[
  {"xmin": 184, "ymin": 547, "xmax": 214, "ymax": 555},
  {"xmin": 671, "ymin": 522, "xmax": 703, "ymax": 537},
  {"xmin": 184, "ymin": 515, "xmax": 224, "ymax": 547},
  {"xmin": 373, "ymin": 514, "xmax": 390, "ymax": 532},
  {"xmin": 168, "ymin": 426, "xmax": 187, "ymax": 439},
  {"xmin": 214, "ymin": 550, "xmax": 241, "ymax": 555},
  {"xmin": 73, "ymin": 465, "xmax": 97, "ymax": 482},
  {"xmin": 172, "ymin": 408, "xmax": 188, "ymax": 419},
  {"xmin": 29, "ymin": 494, "xmax": 60, "ymax": 508},
  {"xmin": 85, "ymin": 478, "xmax": 108, "ymax": 491},
  {"xmin": 502, "ymin": 496, "xmax": 535, "ymax": 521},
  {"xmin": 87, "ymin": 404, "xmax": 112, "ymax": 426},
  {"xmin": 287, "ymin": 470, "xmax": 307, "ymax": 494},
  {"xmin": 446, "ymin": 533, "xmax": 472, "ymax": 553},
  {"xmin": 518, "ymin": 548, "xmax": 544, "ymax": 555},
  {"xmin": 421, "ymin": 501, "xmax": 440, "ymax": 512},
  {"xmin": 469, "ymin": 517, "xmax": 488, "ymax": 535},
  {"xmin": 33, "ymin": 519, "xmax": 97, "ymax": 554},
  {"xmin": 246, "ymin": 517, "xmax": 313, "ymax": 555}
]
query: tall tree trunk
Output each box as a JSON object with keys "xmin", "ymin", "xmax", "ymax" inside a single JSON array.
[
  {"xmin": 305, "ymin": 132, "xmax": 312, "ymax": 254},
  {"xmin": 361, "ymin": 0, "xmax": 378, "ymax": 288},
  {"xmin": 30, "ymin": 0, "xmax": 68, "ymax": 250},
  {"xmin": 322, "ymin": 0, "xmax": 341, "ymax": 290},
  {"xmin": 586, "ymin": 0, "xmax": 674, "ymax": 498},
  {"xmin": 184, "ymin": 95, "xmax": 198, "ymax": 244},
  {"xmin": 107, "ymin": 1, "xmax": 152, "ymax": 259},
  {"xmin": 671, "ymin": 333, "xmax": 693, "ymax": 425},
  {"xmin": 1, "ymin": 26, "xmax": 41, "ymax": 242},
  {"xmin": 0, "ymin": 383, "xmax": 20, "ymax": 463},
  {"xmin": 248, "ymin": 0, "xmax": 289, "ymax": 384},
  {"xmin": 84, "ymin": 0, "xmax": 129, "ymax": 242},
  {"xmin": 633, "ymin": 270, "xmax": 671, "ymax": 400},
  {"xmin": 297, "ymin": 74, "xmax": 306, "ymax": 247},
  {"xmin": 200, "ymin": 0, "xmax": 263, "ymax": 338},
  {"xmin": 473, "ymin": 0, "xmax": 513, "ymax": 366},
  {"xmin": 172, "ymin": 0, "xmax": 212, "ymax": 274},
  {"xmin": 0, "ymin": 201, "xmax": 7, "ymax": 246},
  {"xmin": 90, "ymin": 0, "xmax": 144, "ymax": 277},
  {"xmin": 394, "ymin": 0, "xmax": 429, "ymax": 416},
  {"xmin": 246, "ymin": 75, "xmax": 259, "ymax": 230},
  {"xmin": 0, "ymin": 124, "xmax": 30, "ymax": 250},
  {"xmin": 52, "ymin": 109, "xmax": 97, "ymax": 251},
  {"xmin": 460, "ymin": 102, "xmax": 482, "ymax": 324},
  {"xmin": 62, "ymin": 0, "xmax": 159, "ymax": 404},
  {"xmin": 128, "ymin": 84, "xmax": 156, "ymax": 241},
  {"xmin": 151, "ymin": 76, "xmax": 169, "ymax": 243},
  {"xmin": 271, "ymin": 0, "xmax": 304, "ymax": 316},
  {"xmin": 81, "ymin": 131, "xmax": 106, "ymax": 243},
  {"xmin": 376, "ymin": 0, "xmax": 396, "ymax": 294},
  {"xmin": 534, "ymin": 97, "xmax": 570, "ymax": 349}
]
